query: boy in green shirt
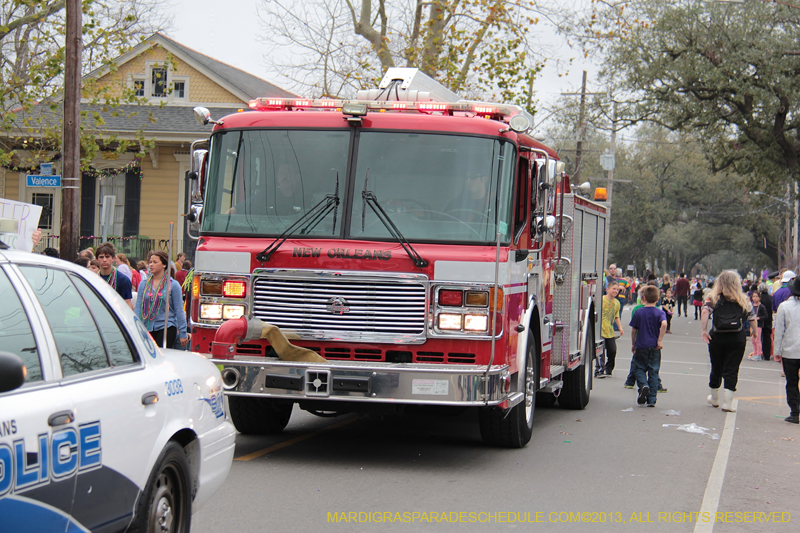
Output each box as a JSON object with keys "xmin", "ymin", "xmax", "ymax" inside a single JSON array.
[{"xmin": 599, "ymin": 281, "xmax": 623, "ymax": 378}]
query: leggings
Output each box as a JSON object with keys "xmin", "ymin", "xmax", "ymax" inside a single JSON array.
[
  {"xmin": 151, "ymin": 326, "xmax": 177, "ymax": 349},
  {"xmin": 708, "ymin": 332, "xmax": 747, "ymax": 391},
  {"xmin": 752, "ymin": 327, "xmax": 762, "ymax": 357},
  {"xmin": 666, "ymin": 313, "xmax": 672, "ymax": 332},
  {"xmin": 604, "ymin": 336, "xmax": 617, "ymax": 374}
]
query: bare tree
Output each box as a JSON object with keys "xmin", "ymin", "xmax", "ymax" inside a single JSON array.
[
  {"xmin": 0, "ymin": 0, "xmax": 171, "ymax": 167},
  {"xmin": 258, "ymin": 0, "xmax": 563, "ymax": 106}
]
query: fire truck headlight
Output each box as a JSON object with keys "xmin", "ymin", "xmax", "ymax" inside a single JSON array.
[
  {"xmin": 438, "ymin": 313, "xmax": 463, "ymax": 330},
  {"xmin": 222, "ymin": 305, "xmax": 245, "ymax": 320},
  {"xmin": 200, "ymin": 303, "xmax": 223, "ymax": 320},
  {"xmin": 465, "ymin": 291, "xmax": 489, "ymax": 307},
  {"xmin": 464, "ymin": 314, "xmax": 489, "ymax": 332}
]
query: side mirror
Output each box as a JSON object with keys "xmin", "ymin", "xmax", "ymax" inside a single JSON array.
[
  {"xmin": 0, "ymin": 351, "xmax": 26, "ymax": 393},
  {"xmin": 190, "ymin": 147, "xmax": 208, "ymax": 204}
]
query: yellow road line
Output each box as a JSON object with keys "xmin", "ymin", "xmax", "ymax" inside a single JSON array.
[
  {"xmin": 235, "ymin": 417, "xmax": 360, "ymax": 461},
  {"xmin": 737, "ymin": 395, "xmax": 786, "ymax": 401},
  {"xmin": 736, "ymin": 395, "xmax": 786, "ymax": 407}
]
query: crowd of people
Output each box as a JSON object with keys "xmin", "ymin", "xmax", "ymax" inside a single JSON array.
[
  {"xmin": 601, "ymin": 264, "xmax": 800, "ymax": 425},
  {"xmin": 40, "ymin": 243, "xmax": 194, "ymax": 352}
]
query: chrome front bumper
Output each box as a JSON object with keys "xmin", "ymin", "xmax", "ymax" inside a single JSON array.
[{"xmin": 213, "ymin": 358, "xmax": 516, "ymax": 407}]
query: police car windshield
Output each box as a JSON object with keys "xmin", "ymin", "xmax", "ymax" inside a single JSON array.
[
  {"xmin": 202, "ymin": 129, "xmax": 349, "ymax": 235},
  {"xmin": 349, "ymin": 132, "xmax": 515, "ymax": 244}
]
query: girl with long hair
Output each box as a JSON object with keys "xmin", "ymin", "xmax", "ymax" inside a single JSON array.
[
  {"xmin": 700, "ymin": 271, "xmax": 757, "ymax": 412},
  {"xmin": 135, "ymin": 251, "xmax": 188, "ymax": 349}
]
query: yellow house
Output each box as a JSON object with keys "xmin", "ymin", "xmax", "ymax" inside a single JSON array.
[{"xmin": 0, "ymin": 33, "xmax": 294, "ymax": 260}]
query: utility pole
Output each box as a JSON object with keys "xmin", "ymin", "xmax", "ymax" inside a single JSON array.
[
  {"xmin": 600, "ymin": 103, "xmax": 617, "ymax": 273},
  {"xmin": 561, "ymin": 71, "xmax": 604, "ymax": 184},
  {"xmin": 60, "ymin": 0, "xmax": 82, "ymax": 260},
  {"xmin": 574, "ymin": 71, "xmax": 588, "ymax": 183}
]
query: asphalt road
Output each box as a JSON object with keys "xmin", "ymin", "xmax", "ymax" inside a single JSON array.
[{"xmin": 192, "ymin": 308, "xmax": 798, "ymax": 532}]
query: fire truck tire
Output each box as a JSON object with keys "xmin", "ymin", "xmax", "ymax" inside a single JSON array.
[
  {"xmin": 478, "ymin": 331, "xmax": 537, "ymax": 448},
  {"xmin": 535, "ymin": 390, "xmax": 557, "ymax": 408},
  {"xmin": 559, "ymin": 325, "xmax": 593, "ymax": 410},
  {"xmin": 228, "ymin": 396, "xmax": 293, "ymax": 435}
]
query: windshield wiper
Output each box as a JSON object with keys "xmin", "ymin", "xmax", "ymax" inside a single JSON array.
[
  {"xmin": 256, "ymin": 173, "xmax": 340, "ymax": 262},
  {"xmin": 361, "ymin": 171, "xmax": 428, "ymax": 268}
]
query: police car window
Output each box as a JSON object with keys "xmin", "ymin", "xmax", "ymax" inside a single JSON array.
[
  {"xmin": 19, "ymin": 266, "xmax": 109, "ymax": 377},
  {"xmin": 71, "ymin": 274, "xmax": 138, "ymax": 367},
  {"xmin": 0, "ymin": 269, "xmax": 42, "ymax": 382}
]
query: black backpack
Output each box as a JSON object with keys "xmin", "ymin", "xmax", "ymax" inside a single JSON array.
[{"xmin": 712, "ymin": 298, "xmax": 747, "ymax": 333}]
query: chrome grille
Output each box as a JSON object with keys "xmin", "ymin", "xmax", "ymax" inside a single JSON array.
[{"xmin": 252, "ymin": 275, "xmax": 428, "ymax": 341}]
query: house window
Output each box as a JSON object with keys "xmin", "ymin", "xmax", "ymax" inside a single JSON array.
[
  {"xmin": 173, "ymin": 81, "xmax": 185, "ymax": 99},
  {"xmin": 151, "ymin": 67, "xmax": 167, "ymax": 97},
  {"xmin": 32, "ymin": 193, "xmax": 53, "ymax": 230},
  {"xmin": 133, "ymin": 78, "xmax": 144, "ymax": 97},
  {"xmin": 97, "ymin": 173, "xmax": 126, "ymax": 237}
]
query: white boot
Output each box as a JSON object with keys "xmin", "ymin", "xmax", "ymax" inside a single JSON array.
[
  {"xmin": 720, "ymin": 389, "xmax": 736, "ymax": 412},
  {"xmin": 707, "ymin": 388, "xmax": 720, "ymax": 408}
]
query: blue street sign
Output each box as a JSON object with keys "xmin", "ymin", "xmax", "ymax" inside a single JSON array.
[{"xmin": 26, "ymin": 175, "xmax": 61, "ymax": 187}]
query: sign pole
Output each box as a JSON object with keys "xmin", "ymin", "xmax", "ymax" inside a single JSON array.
[{"xmin": 163, "ymin": 222, "xmax": 174, "ymax": 349}]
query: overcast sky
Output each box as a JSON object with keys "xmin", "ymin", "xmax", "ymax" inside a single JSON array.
[{"xmin": 163, "ymin": 0, "xmax": 600, "ymax": 128}]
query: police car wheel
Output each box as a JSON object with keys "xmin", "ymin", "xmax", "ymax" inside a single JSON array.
[
  {"xmin": 228, "ymin": 396, "xmax": 293, "ymax": 435},
  {"xmin": 131, "ymin": 442, "xmax": 191, "ymax": 533}
]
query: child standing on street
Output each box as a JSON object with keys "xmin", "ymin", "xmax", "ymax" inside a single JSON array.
[
  {"xmin": 748, "ymin": 292, "xmax": 767, "ymax": 361},
  {"xmin": 630, "ymin": 285, "xmax": 667, "ymax": 407},
  {"xmin": 599, "ymin": 281, "xmax": 624, "ymax": 378},
  {"xmin": 662, "ymin": 289, "xmax": 675, "ymax": 334},
  {"xmin": 693, "ymin": 282, "xmax": 705, "ymax": 320}
]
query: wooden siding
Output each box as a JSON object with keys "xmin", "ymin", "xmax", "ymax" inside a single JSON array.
[
  {"xmin": 138, "ymin": 145, "xmax": 183, "ymax": 241},
  {"xmin": 93, "ymin": 45, "xmax": 244, "ymax": 104},
  {"xmin": 1, "ymin": 170, "xmax": 20, "ymax": 201}
]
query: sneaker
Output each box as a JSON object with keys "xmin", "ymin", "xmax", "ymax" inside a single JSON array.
[
  {"xmin": 658, "ymin": 386, "xmax": 668, "ymax": 393},
  {"xmin": 666, "ymin": 331, "xmax": 672, "ymax": 334},
  {"xmin": 786, "ymin": 415, "xmax": 799, "ymax": 424},
  {"xmin": 596, "ymin": 373, "xmax": 607, "ymax": 379},
  {"xmin": 637, "ymin": 386, "xmax": 649, "ymax": 405},
  {"xmin": 604, "ymin": 371, "xmax": 612, "ymax": 377},
  {"xmin": 646, "ymin": 403, "xmax": 656, "ymax": 407},
  {"xmin": 624, "ymin": 383, "xmax": 634, "ymax": 389}
]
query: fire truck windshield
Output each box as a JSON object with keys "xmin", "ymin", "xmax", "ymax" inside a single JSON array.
[
  {"xmin": 350, "ymin": 132, "xmax": 515, "ymax": 243},
  {"xmin": 202, "ymin": 129, "xmax": 515, "ymax": 244},
  {"xmin": 202, "ymin": 129, "xmax": 349, "ymax": 235}
]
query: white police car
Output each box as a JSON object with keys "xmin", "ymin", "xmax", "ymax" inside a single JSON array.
[{"xmin": 0, "ymin": 249, "xmax": 236, "ymax": 533}]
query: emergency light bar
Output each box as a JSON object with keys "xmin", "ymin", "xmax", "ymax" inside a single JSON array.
[{"xmin": 247, "ymin": 97, "xmax": 524, "ymax": 122}]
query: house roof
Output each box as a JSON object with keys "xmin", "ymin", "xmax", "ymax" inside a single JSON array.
[
  {"xmin": 84, "ymin": 32, "xmax": 295, "ymax": 102},
  {"xmin": 155, "ymin": 34, "xmax": 295, "ymax": 100},
  {"xmin": 14, "ymin": 103, "xmax": 244, "ymax": 140}
]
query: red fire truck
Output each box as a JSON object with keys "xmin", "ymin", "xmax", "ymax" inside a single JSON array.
[{"xmin": 187, "ymin": 68, "xmax": 607, "ymax": 447}]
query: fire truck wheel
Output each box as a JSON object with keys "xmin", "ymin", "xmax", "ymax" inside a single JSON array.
[
  {"xmin": 535, "ymin": 390, "xmax": 557, "ymax": 408},
  {"xmin": 559, "ymin": 325, "xmax": 593, "ymax": 410},
  {"xmin": 228, "ymin": 396, "xmax": 293, "ymax": 435},
  {"xmin": 478, "ymin": 331, "xmax": 537, "ymax": 448}
]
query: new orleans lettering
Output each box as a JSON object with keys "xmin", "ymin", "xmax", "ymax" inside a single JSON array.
[
  {"xmin": 0, "ymin": 420, "xmax": 16, "ymax": 437},
  {"xmin": 292, "ymin": 247, "xmax": 322, "ymax": 258},
  {"xmin": 327, "ymin": 248, "xmax": 392, "ymax": 260},
  {"xmin": 291, "ymin": 247, "xmax": 392, "ymax": 260}
]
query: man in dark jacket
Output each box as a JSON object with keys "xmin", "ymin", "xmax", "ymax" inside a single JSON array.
[{"xmin": 673, "ymin": 272, "xmax": 691, "ymax": 317}]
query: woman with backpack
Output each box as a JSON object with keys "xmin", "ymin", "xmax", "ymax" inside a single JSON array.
[{"xmin": 700, "ymin": 270, "xmax": 757, "ymax": 412}]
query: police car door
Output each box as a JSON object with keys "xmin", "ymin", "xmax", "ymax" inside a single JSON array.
[
  {"xmin": 0, "ymin": 265, "xmax": 81, "ymax": 533},
  {"xmin": 17, "ymin": 265, "xmax": 168, "ymax": 533}
]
